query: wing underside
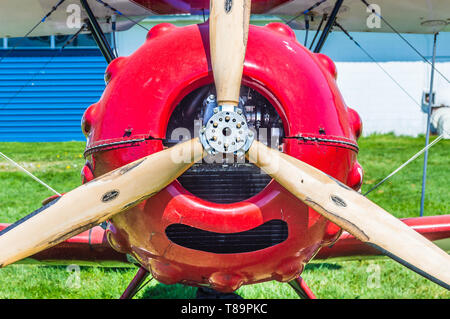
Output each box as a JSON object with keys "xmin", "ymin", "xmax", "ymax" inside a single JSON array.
[
  {"xmin": 273, "ymin": 0, "xmax": 450, "ymax": 34},
  {"xmin": 0, "ymin": 0, "xmax": 449, "ymax": 38},
  {"xmin": 0, "ymin": 0, "xmax": 154, "ymax": 38}
]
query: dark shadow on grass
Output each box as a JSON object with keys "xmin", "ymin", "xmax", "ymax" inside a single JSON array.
[
  {"xmin": 139, "ymin": 282, "xmax": 197, "ymax": 299},
  {"xmin": 35, "ymin": 265, "xmax": 134, "ymax": 274},
  {"xmin": 305, "ymin": 263, "xmax": 342, "ymax": 271}
]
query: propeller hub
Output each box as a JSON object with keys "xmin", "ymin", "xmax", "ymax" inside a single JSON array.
[{"xmin": 200, "ymin": 96, "xmax": 254, "ymax": 157}]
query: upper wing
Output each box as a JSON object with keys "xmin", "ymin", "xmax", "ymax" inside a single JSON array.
[
  {"xmin": 270, "ymin": 0, "xmax": 450, "ymax": 33},
  {"xmin": 0, "ymin": 0, "xmax": 154, "ymax": 38},
  {"xmin": 1, "ymin": 0, "xmax": 449, "ymax": 38}
]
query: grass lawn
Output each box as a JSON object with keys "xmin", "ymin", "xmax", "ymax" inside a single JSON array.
[{"xmin": 0, "ymin": 134, "xmax": 448, "ymax": 299}]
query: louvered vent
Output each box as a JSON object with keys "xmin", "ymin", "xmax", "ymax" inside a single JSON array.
[{"xmin": 165, "ymin": 219, "xmax": 288, "ymax": 254}]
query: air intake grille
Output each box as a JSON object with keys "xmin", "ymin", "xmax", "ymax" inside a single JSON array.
[
  {"xmin": 165, "ymin": 219, "xmax": 288, "ymax": 254},
  {"xmin": 177, "ymin": 163, "xmax": 272, "ymax": 203}
]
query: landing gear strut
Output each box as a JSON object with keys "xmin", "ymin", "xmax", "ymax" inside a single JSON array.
[
  {"xmin": 120, "ymin": 267, "xmax": 150, "ymax": 299},
  {"xmin": 288, "ymin": 276, "xmax": 317, "ymax": 299}
]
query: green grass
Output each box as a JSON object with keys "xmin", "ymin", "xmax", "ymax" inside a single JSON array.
[{"xmin": 0, "ymin": 134, "xmax": 448, "ymax": 299}]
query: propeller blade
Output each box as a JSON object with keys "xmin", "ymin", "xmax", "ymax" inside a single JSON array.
[
  {"xmin": 247, "ymin": 140, "xmax": 450, "ymax": 289},
  {"xmin": 0, "ymin": 138, "xmax": 204, "ymax": 268},
  {"xmin": 210, "ymin": 0, "xmax": 251, "ymax": 106}
]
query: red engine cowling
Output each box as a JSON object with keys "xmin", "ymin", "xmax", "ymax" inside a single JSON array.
[{"xmin": 81, "ymin": 22, "xmax": 363, "ymax": 292}]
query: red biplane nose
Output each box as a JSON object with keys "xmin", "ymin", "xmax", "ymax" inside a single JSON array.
[{"xmin": 81, "ymin": 22, "xmax": 361, "ymax": 292}]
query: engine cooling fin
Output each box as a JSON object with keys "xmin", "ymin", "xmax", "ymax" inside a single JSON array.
[{"xmin": 165, "ymin": 219, "xmax": 288, "ymax": 254}]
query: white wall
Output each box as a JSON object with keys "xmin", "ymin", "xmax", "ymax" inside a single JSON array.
[
  {"xmin": 336, "ymin": 61, "xmax": 450, "ymax": 136},
  {"xmin": 115, "ymin": 24, "xmax": 147, "ymax": 57}
]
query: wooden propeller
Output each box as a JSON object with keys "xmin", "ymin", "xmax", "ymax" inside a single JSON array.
[
  {"xmin": 247, "ymin": 140, "xmax": 450, "ymax": 289},
  {"xmin": 0, "ymin": 138, "xmax": 204, "ymax": 268},
  {"xmin": 209, "ymin": 0, "xmax": 251, "ymax": 106}
]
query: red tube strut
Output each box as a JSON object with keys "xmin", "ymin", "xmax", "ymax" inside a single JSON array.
[
  {"xmin": 120, "ymin": 267, "xmax": 150, "ymax": 299},
  {"xmin": 288, "ymin": 276, "xmax": 317, "ymax": 299}
]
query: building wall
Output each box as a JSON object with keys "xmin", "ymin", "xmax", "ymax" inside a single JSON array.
[
  {"xmin": 336, "ymin": 61, "xmax": 426, "ymax": 136},
  {"xmin": 0, "ymin": 49, "xmax": 107, "ymax": 142}
]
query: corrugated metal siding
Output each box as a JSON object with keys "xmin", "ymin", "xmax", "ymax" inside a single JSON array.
[{"xmin": 0, "ymin": 50, "xmax": 107, "ymax": 141}]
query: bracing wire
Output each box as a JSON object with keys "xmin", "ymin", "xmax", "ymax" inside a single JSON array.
[
  {"xmin": 333, "ymin": 22, "xmax": 448, "ymax": 197},
  {"xmin": 285, "ymin": 0, "xmax": 329, "ymax": 25},
  {"xmin": 1, "ymin": 49, "xmax": 63, "ymax": 108},
  {"xmin": 61, "ymin": 24, "xmax": 88, "ymax": 50},
  {"xmin": 0, "ymin": 0, "xmax": 150, "ymax": 66},
  {"xmin": 94, "ymin": 0, "xmax": 150, "ymax": 31},
  {"xmin": 334, "ymin": 22, "xmax": 421, "ymax": 108},
  {"xmin": 1, "ymin": 0, "xmax": 446, "ymax": 201},
  {"xmin": 334, "ymin": 22, "xmax": 421, "ymax": 106},
  {"xmin": 1, "ymin": 26, "xmax": 85, "ymax": 109},
  {"xmin": 0, "ymin": 0, "xmax": 66, "ymax": 64},
  {"xmin": 0, "ymin": 0, "xmax": 148, "ymax": 195},
  {"xmin": 309, "ymin": 14, "xmax": 327, "ymax": 50},
  {"xmin": 363, "ymin": 134, "xmax": 445, "ymax": 196},
  {"xmin": 280, "ymin": 0, "xmax": 328, "ymax": 50},
  {"xmin": 0, "ymin": 25, "xmax": 86, "ymax": 195},
  {"xmin": 111, "ymin": 16, "xmax": 119, "ymax": 57},
  {"xmin": 304, "ymin": 15, "xmax": 310, "ymax": 46},
  {"xmin": 0, "ymin": 151, "xmax": 61, "ymax": 196},
  {"xmin": 133, "ymin": 276, "xmax": 154, "ymax": 296},
  {"xmin": 359, "ymin": 0, "xmax": 450, "ymax": 86}
]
